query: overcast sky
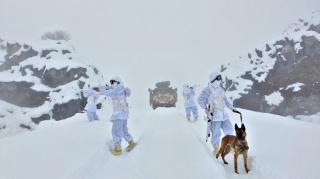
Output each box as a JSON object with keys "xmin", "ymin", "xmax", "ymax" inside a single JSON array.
[{"xmin": 1, "ymin": 0, "xmax": 320, "ymax": 99}]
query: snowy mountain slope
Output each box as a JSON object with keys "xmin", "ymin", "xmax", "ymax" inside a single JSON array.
[
  {"xmin": 1, "ymin": 106, "xmax": 319, "ymax": 179},
  {"xmin": 1, "ymin": 1, "xmax": 320, "ymax": 98},
  {"xmin": 0, "ymin": 40, "xmax": 106, "ymax": 138},
  {"xmin": 220, "ymin": 10, "xmax": 320, "ymax": 119}
]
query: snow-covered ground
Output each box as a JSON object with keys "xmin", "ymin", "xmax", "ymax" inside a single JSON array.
[{"xmin": 1, "ymin": 103, "xmax": 319, "ymax": 179}]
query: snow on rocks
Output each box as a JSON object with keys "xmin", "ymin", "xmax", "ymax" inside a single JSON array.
[{"xmin": 0, "ymin": 39, "xmax": 106, "ymax": 138}]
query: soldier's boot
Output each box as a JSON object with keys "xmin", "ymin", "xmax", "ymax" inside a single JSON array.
[
  {"xmin": 194, "ymin": 116, "xmax": 198, "ymax": 121},
  {"xmin": 111, "ymin": 145, "xmax": 122, "ymax": 156},
  {"xmin": 213, "ymin": 144, "xmax": 220, "ymax": 155},
  {"xmin": 187, "ymin": 117, "xmax": 190, "ymax": 122},
  {"xmin": 125, "ymin": 140, "xmax": 137, "ymax": 152}
]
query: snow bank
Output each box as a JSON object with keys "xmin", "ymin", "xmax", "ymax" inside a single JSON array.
[{"xmin": 1, "ymin": 107, "xmax": 320, "ymax": 179}]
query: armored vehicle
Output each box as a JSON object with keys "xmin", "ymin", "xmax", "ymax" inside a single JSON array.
[{"xmin": 148, "ymin": 81, "xmax": 177, "ymax": 110}]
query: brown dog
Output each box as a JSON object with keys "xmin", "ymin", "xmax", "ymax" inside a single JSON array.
[{"xmin": 216, "ymin": 123, "xmax": 249, "ymax": 174}]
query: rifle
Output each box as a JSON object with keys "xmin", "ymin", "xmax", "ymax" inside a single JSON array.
[
  {"xmin": 205, "ymin": 105, "xmax": 212, "ymax": 142},
  {"xmin": 189, "ymin": 85, "xmax": 200, "ymax": 89},
  {"xmin": 99, "ymin": 84, "xmax": 111, "ymax": 90},
  {"xmin": 80, "ymin": 85, "xmax": 106, "ymax": 92}
]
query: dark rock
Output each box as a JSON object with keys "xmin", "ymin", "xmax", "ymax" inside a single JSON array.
[
  {"xmin": 20, "ymin": 124, "xmax": 31, "ymax": 130},
  {"xmin": 41, "ymin": 50, "xmax": 58, "ymax": 57},
  {"xmin": 1, "ymin": 47, "xmax": 38, "ymax": 71},
  {"xmin": 78, "ymin": 81, "xmax": 85, "ymax": 88},
  {"xmin": 93, "ymin": 67, "xmax": 98, "ymax": 74},
  {"xmin": 0, "ymin": 81, "xmax": 49, "ymax": 107},
  {"xmin": 52, "ymin": 99, "xmax": 82, "ymax": 120},
  {"xmin": 31, "ymin": 114, "xmax": 50, "ymax": 124},
  {"xmin": 41, "ymin": 67, "xmax": 88, "ymax": 88},
  {"xmin": 62, "ymin": 50, "xmax": 71, "ymax": 54},
  {"xmin": 6, "ymin": 43, "xmax": 21, "ymax": 55},
  {"xmin": 308, "ymin": 24, "xmax": 320, "ymax": 33},
  {"xmin": 255, "ymin": 49, "xmax": 263, "ymax": 58},
  {"xmin": 220, "ymin": 65, "xmax": 226, "ymax": 72},
  {"xmin": 266, "ymin": 44, "xmax": 271, "ymax": 52}
]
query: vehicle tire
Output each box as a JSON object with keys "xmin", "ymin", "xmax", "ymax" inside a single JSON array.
[
  {"xmin": 152, "ymin": 103, "xmax": 157, "ymax": 110},
  {"xmin": 149, "ymin": 92, "xmax": 153, "ymax": 106}
]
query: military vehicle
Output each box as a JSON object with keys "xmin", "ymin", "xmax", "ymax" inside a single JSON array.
[{"xmin": 148, "ymin": 81, "xmax": 177, "ymax": 110}]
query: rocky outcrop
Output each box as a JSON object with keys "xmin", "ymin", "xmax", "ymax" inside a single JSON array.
[
  {"xmin": 0, "ymin": 45, "xmax": 38, "ymax": 71},
  {"xmin": 7, "ymin": 43, "xmax": 21, "ymax": 55},
  {"xmin": 222, "ymin": 12, "xmax": 320, "ymax": 117},
  {"xmin": 0, "ymin": 81, "xmax": 49, "ymax": 107},
  {"xmin": 52, "ymin": 99, "xmax": 83, "ymax": 121},
  {"xmin": 0, "ymin": 40, "xmax": 105, "ymax": 131}
]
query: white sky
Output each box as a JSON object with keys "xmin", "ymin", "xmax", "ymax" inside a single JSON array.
[{"xmin": 1, "ymin": 1, "xmax": 320, "ymax": 88}]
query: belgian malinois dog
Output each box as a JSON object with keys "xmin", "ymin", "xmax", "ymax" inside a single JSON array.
[{"xmin": 216, "ymin": 123, "xmax": 249, "ymax": 174}]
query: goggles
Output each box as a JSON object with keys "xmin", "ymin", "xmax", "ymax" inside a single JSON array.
[
  {"xmin": 210, "ymin": 75, "xmax": 222, "ymax": 83},
  {"xmin": 110, "ymin": 80, "xmax": 118, "ymax": 85}
]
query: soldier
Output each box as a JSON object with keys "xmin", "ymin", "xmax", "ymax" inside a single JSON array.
[
  {"xmin": 182, "ymin": 84, "xmax": 198, "ymax": 122},
  {"xmin": 100, "ymin": 76, "xmax": 136, "ymax": 156},
  {"xmin": 197, "ymin": 71, "xmax": 239, "ymax": 155},
  {"xmin": 82, "ymin": 87, "xmax": 100, "ymax": 122}
]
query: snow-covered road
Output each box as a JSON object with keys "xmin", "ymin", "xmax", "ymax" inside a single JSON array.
[
  {"xmin": 91, "ymin": 108, "xmax": 226, "ymax": 179},
  {"xmin": 1, "ymin": 106, "xmax": 320, "ymax": 179}
]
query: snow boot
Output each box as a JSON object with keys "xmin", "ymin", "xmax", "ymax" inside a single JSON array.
[
  {"xmin": 111, "ymin": 145, "xmax": 122, "ymax": 156},
  {"xmin": 187, "ymin": 117, "xmax": 190, "ymax": 122},
  {"xmin": 213, "ymin": 144, "xmax": 219, "ymax": 155},
  {"xmin": 125, "ymin": 140, "xmax": 137, "ymax": 152},
  {"xmin": 194, "ymin": 116, "xmax": 198, "ymax": 121}
]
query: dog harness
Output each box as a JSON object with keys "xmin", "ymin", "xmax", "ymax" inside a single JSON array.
[
  {"xmin": 232, "ymin": 139, "xmax": 249, "ymax": 154},
  {"xmin": 208, "ymin": 85, "xmax": 226, "ymax": 112}
]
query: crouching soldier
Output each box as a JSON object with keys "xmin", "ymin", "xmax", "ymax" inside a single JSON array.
[
  {"xmin": 100, "ymin": 76, "xmax": 136, "ymax": 156},
  {"xmin": 182, "ymin": 84, "xmax": 198, "ymax": 122},
  {"xmin": 82, "ymin": 86, "xmax": 100, "ymax": 122},
  {"xmin": 197, "ymin": 71, "xmax": 239, "ymax": 155}
]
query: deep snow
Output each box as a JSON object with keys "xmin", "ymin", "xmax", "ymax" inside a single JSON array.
[{"xmin": 1, "ymin": 103, "xmax": 319, "ymax": 179}]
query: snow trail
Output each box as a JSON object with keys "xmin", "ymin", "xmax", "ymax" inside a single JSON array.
[
  {"xmin": 92, "ymin": 108, "xmax": 227, "ymax": 179},
  {"xmin": 2, "ymin": 107, "xmax": 320, "ymax": 179}
]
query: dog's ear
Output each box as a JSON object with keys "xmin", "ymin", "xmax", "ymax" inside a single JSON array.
[
  {"xmin": 241, "ymin": 123, "xmax": 246, "ymax": 131},
  {"xmin": 235, "ymin": 123, "xmax": 239, "ymax": 130}
]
